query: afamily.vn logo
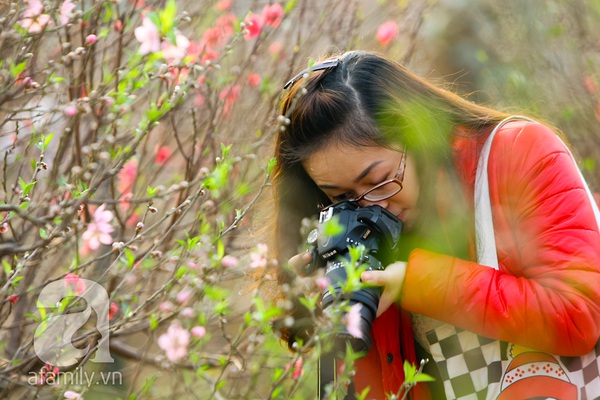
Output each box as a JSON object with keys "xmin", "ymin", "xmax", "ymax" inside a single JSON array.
[
  {"xmin": 28, "ymin": 365, "xmax": 122, "ymax": 387},
  {"xmin": 33, "ymin": 278, "xmax": 114, "ymax": 366}
]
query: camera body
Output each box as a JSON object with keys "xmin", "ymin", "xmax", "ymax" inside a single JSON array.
[{"xmin": 306, "ymin": 200, "xmax": 403, "ymax": 354}]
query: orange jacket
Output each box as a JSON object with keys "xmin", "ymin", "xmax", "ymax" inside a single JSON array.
[{"xmin": 354, "ymin": 121, "xmax": 600, "ymax": 398}]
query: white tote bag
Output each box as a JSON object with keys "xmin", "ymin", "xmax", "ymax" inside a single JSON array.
[{"xmin": 425, "ymin": 116, "xmax": 600, "ymax": 400}]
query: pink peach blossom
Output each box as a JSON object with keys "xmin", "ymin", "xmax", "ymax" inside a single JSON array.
[
  {"xmin": 159, "ymin": 301, "xmax": 175, "ymax": 313},
  {"xmin": 243, "ymin": 13, "xmax": 263, "ymax": 40},
  {"xmin": 199, "ymin": 14, "xmax": 235, "ymax": 54},
  {"xmin": 191, "ymin": 325, "xmax": 206, "ymax": 338},
  {"xmin": 221, "ymin": 255, "xmax": 239, "ymax": 268},
  {"xmin": 162, "ymin": 32, "xmax": 190, "ymax": 61},
  {"xmin": 269, "ymin": 42, "xmax": 283, "ymax": 57},
  {"xmin": 58, "ymin": 0, "xmax": 76, "ymax": 26},
  {"xmin": 65, "ymin": 273, "xmax": 86, "ymax": 295},
  {"xmin": 108, "ymin": 302, "xmax": 119, "ymax": 320},
  {"xmin": 285, "ymin": 357, "xmax": 304, "ymax": 379},
  {"xmin": 117, "ymin": 158, "xmax": 138, "ymax": 194},
  {"xmin": 18, "ymin": 0, "xmax": 51, "ymax": 33},
  {"xmin": 200, "ymin": 47, "xmax": 220, "ymax": 65},
  {"xmin": 215, "ymin": 0, "xmax": 231, "ymax": 11},
  {"xmin": 180, "ymin": 307, "xmax": 195, "ymax": 318},
  {"xmin": 64, "ymin": 105, "xmax": 78, "ymax": 117},
  {"xmin": 249, "ymin": 243, "xmax": 268, "ymax": 269},
  {"xmin": 85, "ymin": 34, "xmax": 98, "ymax": 45},
  {"xmin": 176, "ymin": 287, "xmax": 193, "ymax": 305},
  {"xmin": 261, "ymin": 3, "xmax": 284, "ymax": 28},
  {"xmin": 154, "ymin": 146, "xmax": 172, "ymax": 166},
  {"xmin": 194, "ymin": 94, "xmax": 206, "ymax": 107},
  {"xmin": 201, "ymin": 27, "xmax": 224, "ymax": 49},
  {"xmin": 216, "ymin": 13, "xmax": 236, "ymax": 37},
  {"xmin": 584, "ymin": 76, "xmax": 597, "ymax": 95},
  {"xmin": 82, "ymin": 204, "xmax": 114, "ymax": 250},
  {"xmin": 130, "ymin": 0, "xmax": 145, "ymax": 8},
  {"xmin": 247, "ymin": 73, "xmax": 261, "ymax": 87},
  {"xmin": 219, "ymin": 84, "xmax": 241, "ymax": 116},
  {"xmin": 344, "ymin": 303, "xmax": 363, "ymax": 339},
  {"xmin": 316, "ymin": 276, "xmax": 329, "ymax": 291},
  {"xmin": 375, "ymin": 20, "xmax": 398, "ymax": 46},
  {"xmin": 64, "ymin": 391, "xmax": 83, "ymax": 400},
  {"xmin": 157, "ymin": 322, "xmax": 190, "ymax": 362},
  {"xmin": 134, "ymin": 17, "xmax": 161, "ymax": 55}
]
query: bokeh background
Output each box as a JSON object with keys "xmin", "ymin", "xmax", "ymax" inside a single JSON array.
[{"xmin": 1, "ymin": 0, "xmax": 599, "ymax": 399}]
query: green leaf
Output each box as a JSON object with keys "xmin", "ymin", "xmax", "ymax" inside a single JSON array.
[
  {"xmin": 267, "ymin": 157, "xmax": 277, "ymax": 174},
  {"xmin": 175, "ymin": 266, "xmax": 188, "ymax": 279},
  {"xmin": 166, "ymin": 29, "xmax": 177, "ymax": 46},
  {"xmin": 35, "ymin": 133, "xmax": 54, "ymax": 152},
  {"xmin": 123, "ymin": 248, "xmax": 136, "ymax": 269},
  {"xmin": 220, "ymin": 143, "xmax": 232, "ymax": 159},
  {"xmin": 203, "ymin": 162, "xmax": 231, "ymax": 190},
  {"xmin": 10, "ymin": 61, "xmax": 27, "ymax": 78},
  {"xmin": 403, "ymin": 360, "xmax": 416, "ymax": 379},
  {"xmin": 273, "ymin": 367, "xmax": 284, "ymax": 380},
  {"xmin": 410, "ymin": 373, "xmax": 435, "ymax": 383},
  {"xmin": 149, "ymin": 314, "xmax": 159, "ymax": 330},
  {"xmin": 48, "ymin": 75, "xmax": 65, "ymax": 84},
  {"xmin": 2, "ymin": 260, "xmax": 12, "ymax": 275},
  {"xmin": 235, "ymin": 183, "xmax": 251, "ymax": 197},
  {"xmin": 145, "ymin": 12, "xmax": 161, "ymax": 31},
  {"xmin": 321, "ymin": 216, "xmax": 343, "ymax": 237},
  {"xmin": 284, "ymin": 0, "xmax": 297, "ymax": 14},
  {"xmin": 583, "ymin": 157, "xmax": 596, "ymax": 173},
  {"xmin": 147, "ymin": 186, "xmax": 158, "ymax": 198},
  {"xmin": 25, "ymin": 313, "xmax": 41, "ymax": 323},
  {"xmin": 159, "ymin": 0, "xmax": 177, "ymax": 36},
  {"xmin": 271, "ymin": 386, "xmax": 283, "ymax": 398},
  {"xmin": 18, "ymin": 177, "xmax": 34, "ymax": 196},
  {"xmin": 217, "ymin": 239, "xmax": 224, "ymax": 259},
  {"xmin": 43, "ymin": 133, "xmax": 54, "ymax": 151}
]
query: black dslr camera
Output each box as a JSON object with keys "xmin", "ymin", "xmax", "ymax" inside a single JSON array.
[{"xmin": 305, "ymin": 200, "xmax": 403, "ymax": 354}]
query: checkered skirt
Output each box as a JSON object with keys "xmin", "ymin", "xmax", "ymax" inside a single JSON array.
[{"xmin": 426, "ymin": 324, "xmax": 600, "ymax": 400}]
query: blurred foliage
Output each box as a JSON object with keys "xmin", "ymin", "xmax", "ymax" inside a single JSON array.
[{"xmin": 0, "ymin": 0, "xmax": 598, "ymax": 399}]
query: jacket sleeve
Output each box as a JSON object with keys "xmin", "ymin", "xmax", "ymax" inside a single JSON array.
[{"xmin": 401, "ymin": 122, "xmax": 600, "ymax": 356}]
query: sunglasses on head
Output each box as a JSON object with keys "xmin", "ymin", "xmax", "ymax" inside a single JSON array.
[{"xmin": 283, "ymin": 59, "xmax": 340, "ymax": 89}]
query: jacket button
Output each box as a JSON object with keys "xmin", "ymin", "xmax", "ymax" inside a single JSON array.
[{"xmin": 387, "ymin": 353, "xmax": 394, "ymax": 364}]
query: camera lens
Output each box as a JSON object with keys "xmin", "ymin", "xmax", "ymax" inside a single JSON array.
[
  {"xmin": 308, "ymin": 201, "xmax": 403, "ymax": 357},
  {"xmin": 321, "ymin": 259, "xmax": 382, "ymax": 355}
]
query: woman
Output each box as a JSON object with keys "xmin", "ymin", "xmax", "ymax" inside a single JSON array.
[{"xmin": 266, "ymin": 50, "xmax": 600, "ymax": 399}]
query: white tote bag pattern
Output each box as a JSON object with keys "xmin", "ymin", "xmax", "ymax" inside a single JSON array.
[{"xmin": 426, "ymin": 116, "xmax": 600, "ymax": 400}]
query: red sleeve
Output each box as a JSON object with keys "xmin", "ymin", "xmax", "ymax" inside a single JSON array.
[{"xmin": 401, "ymin": 122, "xmax": 600, "ymax": 356}]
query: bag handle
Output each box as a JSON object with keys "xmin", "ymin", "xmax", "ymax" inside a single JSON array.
[{"xmin": 474, "ymin": 116, "xmax": 600, "ymax": 269}]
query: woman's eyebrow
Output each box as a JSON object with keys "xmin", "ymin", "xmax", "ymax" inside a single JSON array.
[
  {"xmin": 316, "ymin": 160, "xmax": 383, "ymax": 190},
  {"xmin": 353, "ymin": 161, "xmax": 383, "ymax": 183}
]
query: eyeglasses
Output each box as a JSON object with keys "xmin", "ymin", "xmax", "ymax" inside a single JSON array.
[
  {"xmin": 283, "ymin": 59, "xmax": 340, "ymax": 89},
  {"xmin": 347, "ymin": 147, "xmax": 407, "ymax": 203}
]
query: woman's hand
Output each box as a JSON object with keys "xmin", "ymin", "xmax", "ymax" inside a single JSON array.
[
  {"xmin": 288, "ymin": 251, "xmax": 313, "ymax": 274},
  {"xmin": 361, "ymin": 261, "xmax": 407, "ymax": 317}
]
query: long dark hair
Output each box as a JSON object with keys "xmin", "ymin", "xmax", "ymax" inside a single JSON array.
[{"xmin": 268, "ymin": 50, "xmax": 510, "ymax": 349}]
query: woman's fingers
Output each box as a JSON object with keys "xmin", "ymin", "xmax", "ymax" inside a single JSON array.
[
  {"xmin": 361, "ymin": 261, "xmax": 407, "ymax": 317},
  {"xmin": 378, "ymin": 290, "xmax": 397, "ymax": 318},
  {"xmin": 288, "ymin": 252, "xmax": 313, "ymax": 273}
]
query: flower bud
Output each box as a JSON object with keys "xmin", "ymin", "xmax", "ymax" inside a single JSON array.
[{"xmin": 85, "ymin": 34, "xmax": 98, "ymax": 45}]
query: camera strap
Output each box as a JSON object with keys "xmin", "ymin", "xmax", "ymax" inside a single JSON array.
[{"xmin": 317, "ymin": 351, "xmax": 356, "ymax": 399}]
